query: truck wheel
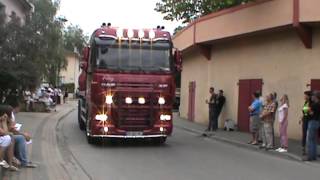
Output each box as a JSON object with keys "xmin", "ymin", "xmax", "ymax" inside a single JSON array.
[
  {"xmin": 78, "ymin": 100, "xmax": 85, "ymax": 131},
  {"xmin": 153, "ymin": 137, "xmax": 167, "ymax": 145}
]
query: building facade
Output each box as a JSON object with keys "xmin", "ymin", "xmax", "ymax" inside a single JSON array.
[
  {"xmin": 59, "ymin": 52, "xmax": 81, "ymax": 93},
  {"xmin": 173, "ymin": 0, "xmax": 320, "ymax": 139},
  {"xmin": 0, "ymin": 0, "xmax": 33, "ymax": 24}
]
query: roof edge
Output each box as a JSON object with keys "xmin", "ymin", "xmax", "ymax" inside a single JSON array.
[{"xmin": 173, "ymin": 0, "xmax": 272, "ymax": 39}]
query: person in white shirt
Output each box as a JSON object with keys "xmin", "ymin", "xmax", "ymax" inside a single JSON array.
[{"xmin": 276, "ymin": 94, "xmax": 289, "ymax": 153}]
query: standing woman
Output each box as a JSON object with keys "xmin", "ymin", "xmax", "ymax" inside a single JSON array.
[
  {"xmin": 300, "ymin": 91, "xmax": 312, "ymax": 155},
  {"xmin": 304, "ymin": 91, "xmax": 320, "ymax": 161},
  {"xmin": 276, "ymin": 95, "xmax": 289, "ymax": 152}
]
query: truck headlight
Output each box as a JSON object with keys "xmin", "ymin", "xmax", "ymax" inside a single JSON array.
[
  {"xmin": 138, "ymin": 97, "xmax": 146, "ymax": 104},
  {"xmin": 158, "ymin": 97, "xmax": 165, "ymax": 105},
  {"xmin": 105, "ymin": 95, "xmax": 113, "ymax": 104},
  {"xmin": 160, "ymin": 114, "xmax": 166, "ymax": 121},
  {"xmin": 95, "ymin": 114, "xmax": 108, "ymax": 121},
  {"xmin": 125, "ymin": 97, "xmax": 133, "ymax": 104},
  {"xmin": 160, "ymin": 114, "xmax": 171, "ymax": 121}
]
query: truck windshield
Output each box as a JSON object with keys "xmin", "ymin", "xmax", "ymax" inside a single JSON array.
[{"xmin": 95, "ymin": 39, "xmax": 172, "ymax": 72}]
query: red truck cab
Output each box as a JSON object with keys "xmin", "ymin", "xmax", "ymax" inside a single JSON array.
[{"xmin": 78, "ymin": 24, "xmax": 182, "ymax": 144}]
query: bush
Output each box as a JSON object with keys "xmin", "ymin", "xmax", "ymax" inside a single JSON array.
[{"xmin": 61, "ymin": 83, "xmax": 75, "ymax": 93}]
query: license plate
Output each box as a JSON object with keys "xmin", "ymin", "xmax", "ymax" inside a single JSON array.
[{"xmin": 126, "ymin": 131, "xmax": 143, "ymax": 136}]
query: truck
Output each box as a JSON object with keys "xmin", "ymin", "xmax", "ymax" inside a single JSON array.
[{"xmin": 78, "ymin": 24, "xmax": 182, "ymax": 144}]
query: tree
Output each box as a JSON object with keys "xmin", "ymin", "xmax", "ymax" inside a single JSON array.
[
  {"xmin": 0, "ymin": 0, "xmax": 87, "ymax": 102},
  {"xmin": 155, "ymin": 0, "xmax": 255, "ymax": 24},
  {"xmin": 64, "ymin": 25, "xmax": 88, "ymax": 53}
]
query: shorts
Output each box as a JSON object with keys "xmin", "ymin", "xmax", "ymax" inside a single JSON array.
[
  {"xmin": 0, "ymin": 135, "xmax": 11, "ymax": 147},
  {"xmin": 250, "ymin": 115, "xmax": 260, "ymax": 133}
]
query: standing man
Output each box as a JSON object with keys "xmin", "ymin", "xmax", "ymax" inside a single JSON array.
[
  {"xmin": 304, "ymin": 91, "xmax": 320, "ymax": 161},
  {"xmin": 260, "ymin": 94, "xmax": 276, "ymax": 150},
  {"xmin": 248, "ymin": 92, "xmax": 262, "ymax": 145},
  {"xmin": 213, "ymin": 90, "xmax": 226, "ymax": 130},
  {"xmin": 205, "ymin": 87, "xmax": 217, "ymax": 132}
]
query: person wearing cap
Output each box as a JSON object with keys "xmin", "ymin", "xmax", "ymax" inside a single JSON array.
[{"xmin": 304, "ymin": 91, "xmax": 320, "ymax": 161}]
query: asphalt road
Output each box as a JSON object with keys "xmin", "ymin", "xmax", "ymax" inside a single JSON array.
[{"xmin": 58, "ymin": 110, "xmax": 320, "ymax": 180}]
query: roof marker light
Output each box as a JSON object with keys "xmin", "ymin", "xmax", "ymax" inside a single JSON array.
[
  {"xmin": 116, "ymin": 28, "xmax": 123, "ymax": 38},
  {"xmin": 149, "ymin": 30, "xmax": 155, "ymax": 39},
  {"xmin": 138, "ymin": 30, "xmax": 145, "ymax": 38},
  {"xmin": 127, "ymin": 29, "xmax": 134, "ymax": 38}
]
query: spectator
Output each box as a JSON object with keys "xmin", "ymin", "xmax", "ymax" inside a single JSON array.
[
  {"xmin": 248, "ymin": 92, "xmax": 262, "ymax": 145},
  {"xmin": 214, "ymin": 90, "xmax": 226, "ymax": 129},
  {"xmin": 303, "ymin": 91, "xmax": 320, "ymax": 161},
  {"xmin": 260, "ymin": 94, "xmax": 276, "ymax": 150},
  {"xmin": 271, "ymin": 92, "xmax": 278, "ymax": 147},
  {"xmin": 64, "ymin": 88, "xmax": 69, "ymax": 103},
  {"xmin": 205, "ymin": 87, "xmax": 217, "ymax": 132},
  {"xmin": 4, "ymin": 105, "xmax": 37, "ymax": 168},
  {"xmin": 0, "ymin": 107, "xmax": 19, "ymax": 171},
  {"xmin": 39, "ymin": 93, "xmax": 55, "ymax": 112},
  {"xmin": 300, "ymin": 91, "xmax": 312, "ymax": 155},
  {"xmin": 276, "ymin": 94, "xmax": 289, "ymax": 153}
]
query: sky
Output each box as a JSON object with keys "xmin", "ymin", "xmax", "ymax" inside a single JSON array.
[{"xmin": 58, "ymin": 0, "xmax": 181, "ymax": 36}]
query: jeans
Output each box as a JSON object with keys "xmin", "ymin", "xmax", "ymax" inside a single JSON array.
[
  {"xmin": 302, "ymin": 120, "xmax": 309, "ymax": 148},
  {"xmin": 307, "ymin": 120, "xmax": 320, "ymax": 160},
  {"xmin": 13, "ymin": 135, "xmax": 28, "ymax": 166},
  {"xmin": 208, "ymin": 108, "xmax": 217, "ymax": 131}
]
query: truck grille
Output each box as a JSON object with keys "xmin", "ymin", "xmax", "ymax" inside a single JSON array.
[
  {"xmin": 116, "ymin": 108, "xmax": 154, "ymax": 131},
  {"xmin": 113, "ymin": 85, "xmax": 157, "ymax": 131}
]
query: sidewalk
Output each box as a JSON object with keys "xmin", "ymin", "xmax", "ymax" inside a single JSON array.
[
  {"xmin": 173, "ymin": 113, "xmax": 320, "ymax": 163},
  {"xmin": 0, "ymin": 101, "xmax": 79, "ymax": 180}
]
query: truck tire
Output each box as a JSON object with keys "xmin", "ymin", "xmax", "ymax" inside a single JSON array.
[
  {"xmin": 78, "ymin": 100, "xmax": 85, "ymax": 131},
  {"xmin": 153, "ymin": 137, "xmax": 167, "ymax": 145}
]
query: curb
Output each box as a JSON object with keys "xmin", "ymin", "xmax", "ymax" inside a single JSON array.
[
  {"xmin": 55, "ymin": 106, "xmax": 94, "ymax": 180},
  {"xmin": 175, "ymin": 124, "xmax": 304, "ymax": 163}
]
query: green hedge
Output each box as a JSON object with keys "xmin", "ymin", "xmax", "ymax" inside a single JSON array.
[{"xmin": 61, "ymin": 83, "xmax": 75, "ymax": 93}]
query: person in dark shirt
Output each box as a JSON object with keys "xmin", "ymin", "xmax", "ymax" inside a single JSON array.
[
  {"xmin": 300, "ymin": 91, "xmax": 312, "ymax": 155},
  {"xmin": 304, "ymin": 91, "xmax": 320, "ymax": 161},
  {"xmin": 213, "ymin": 90, "xmax": 226, "ymax": 130},
  {"xmin": 205, "ymin": 87, "xmax": 217, "ymax": 132}
]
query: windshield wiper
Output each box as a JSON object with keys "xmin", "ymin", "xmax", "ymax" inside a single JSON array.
[{"xmin": 148, "ymin": 66, "xmax": 170, "ymax": 72}]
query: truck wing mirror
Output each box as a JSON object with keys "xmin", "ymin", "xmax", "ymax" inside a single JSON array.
[
  {"xmin": 82, "ymin": 47, "xmax": 90, "ymax": 62},
  {"xmin": 174, "ymin": 49, "xmax": 182, "ymax": 72}
]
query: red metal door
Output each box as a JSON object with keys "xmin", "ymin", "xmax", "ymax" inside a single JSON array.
[
  {"xmin": 188, "ymin": 81, "xmax": 196, "ymax": 121},
  {"xmin": 310, "ymin": 79, "xmax": 320, "ymax": 143},
  {"xmin": 238, "ymin": 79, "xmax": 263, "ymax": 132}
]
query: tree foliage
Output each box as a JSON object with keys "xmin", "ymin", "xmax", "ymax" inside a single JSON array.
[
  {"xmin": 64, "ymin": 25, "xmax": 88, "ymax": 53},
  {"xmin": 155, "ymin": 0, "xmax": 255, "ymax": 23},
  {"xmin": 0, "ymin": 0, "xmax": 87, "ymax": 102}
]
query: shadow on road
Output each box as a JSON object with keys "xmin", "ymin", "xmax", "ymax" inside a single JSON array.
[
  {"xmin": 88, "ymin": 138, "xmax": 172, "ymax": 149},
  {"xmin": 0, "ymin": 169, "xmax": 16, "ymax": 180}
]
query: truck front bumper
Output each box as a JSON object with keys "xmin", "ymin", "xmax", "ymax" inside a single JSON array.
[{"xmin": 88, "ymin": 133, "xmax": 167, "ymax": 139}]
